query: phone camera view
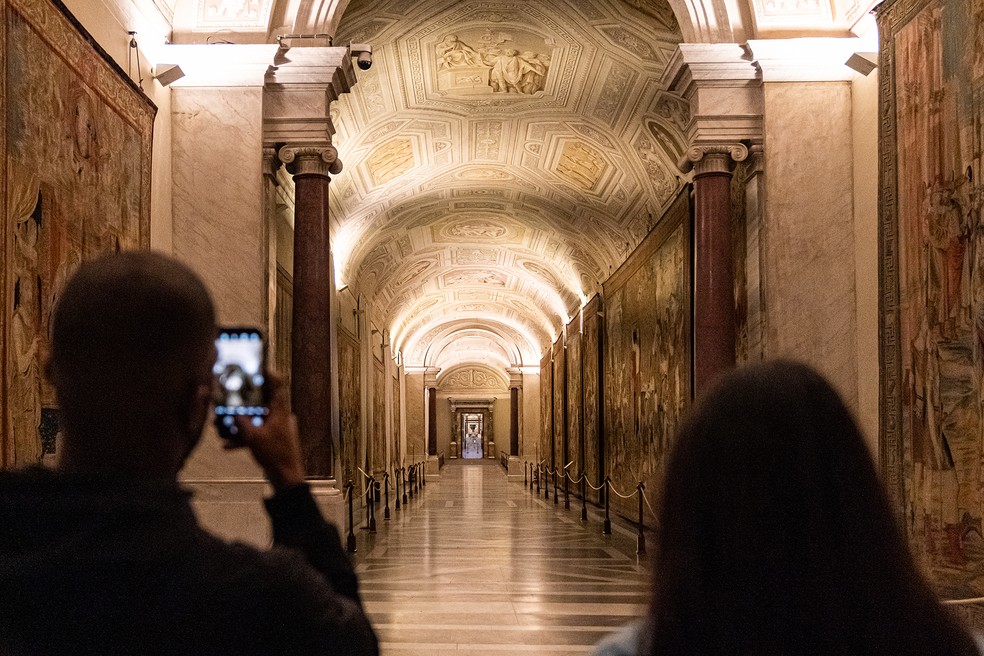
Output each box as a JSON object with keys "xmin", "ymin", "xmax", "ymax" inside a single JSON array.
[{"xmin": 213, "ymin": 330, "xmax": 267, "ymax": 438}]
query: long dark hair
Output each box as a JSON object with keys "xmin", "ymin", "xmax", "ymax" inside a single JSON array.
[{"xmin": 644, "ymin": 360, "xmax": 977, "ymax": 656}]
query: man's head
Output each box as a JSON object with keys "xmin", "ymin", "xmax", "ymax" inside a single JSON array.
[{"xmin": 47, "ymin": 251, "xmax": 216, "ymax": 478}]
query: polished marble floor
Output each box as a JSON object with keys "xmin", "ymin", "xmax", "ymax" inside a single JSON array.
[{"xmin": 352, "ymin": 459, "xmax": 650, "ymax": 655}]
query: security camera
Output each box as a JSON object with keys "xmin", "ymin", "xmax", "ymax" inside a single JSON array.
[{"xmin": 351, "ymin": 43, "xmax": 372, "ymax": 70}]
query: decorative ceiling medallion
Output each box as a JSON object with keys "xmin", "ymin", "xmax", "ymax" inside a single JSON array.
[
  {"xmin": 435, "ymin": 30, "xmax": 552, "ymax": 96},
  {"xmin": 449, "ymin": 222, "xmax": 507, "ymax": 238},
  {"xmin": 555, "ymin": 140, "xmax": 608, "ymax": 190},
  {"xmin": 196, "ymin": 0, "xmax": 272, "ymax": 29},
  {"xmin": 444, "ymin": 270, "xmax": 508, "ymax": 286},
  {"xmin": 366, "ymin": 138, "xmax": 415, "ymax": 186},
  {"xmin": 455, "ymin": 248, "xmax": 499, "ymax": 264},
  {"xmin": 401, "ymin": 2, "xmax": 583, "ymax": 113}
]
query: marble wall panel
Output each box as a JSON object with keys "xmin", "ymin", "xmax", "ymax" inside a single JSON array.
[
  {"xmin": 172, "ymin": 87, "xmax": 266, "ymax": 328},
  {"xmin": 762, "ymin": 81, "xmax": 857, "ymax": 408},
  {"xmin": 171, "ymin": 86, "xmax": 267, "ymax": 482},
  {"xmin": 603, "ymin": 191, "xmax": 691, "ymax": 520},
  {"xmin": 405, "ymin": 371, "xmax": 426, "ymax": 466}
]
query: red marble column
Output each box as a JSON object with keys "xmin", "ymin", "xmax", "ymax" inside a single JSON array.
[
  {"xmin": 688, "ymin": 145, "xmax": 747, "ymax": 396},
  {"xmin": 427, "ymin": 387, "xmax": 437, "ymax": 456},
  {"xmin": 509, "ymin": 387, "xmax": 519, "ymax": 456},
  {"xmin": 281, "ymin": 145, "xmax": 342, "ymax": 477}
]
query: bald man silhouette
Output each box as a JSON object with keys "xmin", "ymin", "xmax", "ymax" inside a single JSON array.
[{"xmin": 0, "ymin": 251, "xmax": 378, "ymax": 656}]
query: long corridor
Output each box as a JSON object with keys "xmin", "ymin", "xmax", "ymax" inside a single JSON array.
[{"xmin": 352, "ymin": 460, "xmax": 650, "ymax": 655}]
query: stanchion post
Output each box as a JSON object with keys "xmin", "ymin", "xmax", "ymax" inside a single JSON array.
[
  {"xmin": 581, "ymin": 476, "xmax": 588, "ymax": 522},
  {"xmin": 553, "ymin": 468, "xmax": 559, "ymax": 505},
  {"xmin": 422, "ymin": 462, "xmax": 427, "ymax": 488},
  {"xmin": 402, "ymin": 467, "xmax": 408, "ymax": 505},
  {"xmin": 603, "ymin": 477, "xmax": 612, "ymax": 535},
  {"xmin": 564, "ymin": 470, "xmax": 570, "ymax": 510},
  {"xmin": 636, "ymin": 481, "xmax": 646, "ymax": 555},
  {"xmin": 544, "ymin": 465, "xmax": 550, "ymax": 500},
  {"xmin": 367, "ymin": 477, "xmax": 377, "ymax": 533},
  {"xmin": 346, "ymin": 480, "xmax": 357, "ymax": 553},
  {"xmin": 535, "ymin": 464, "xmax": 541, "ymax": 494},
  {"xmin": 374, "ymin": 478, "xmax": 381, "ymax": 503},
  {"xmin": 384, "ymin": 472, "xmax": 391, "ymax": 520},
  {"xmin": 524, "ymin": 461, "xmax": 528, "ymax": 488},
  {"xmin": 395, "ymin": 468, "xmax": 401, "ymax": 510}
]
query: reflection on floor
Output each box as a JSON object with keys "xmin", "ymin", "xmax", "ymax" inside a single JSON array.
[{"xmin": 353, "ymin": 459, "xmax": 650, "ymax": 655}]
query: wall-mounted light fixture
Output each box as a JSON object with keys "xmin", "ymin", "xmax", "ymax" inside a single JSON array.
[{"xmin": 153, "ymin": 64, "xmax": 185, "ymax": 87}]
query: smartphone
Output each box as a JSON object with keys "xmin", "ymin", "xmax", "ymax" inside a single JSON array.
[{"xmin": 212, "ymin": 327, "xmax": 268, "ymax": 439}]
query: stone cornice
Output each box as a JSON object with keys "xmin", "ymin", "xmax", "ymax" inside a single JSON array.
[
  {"xmin": 745, "ymin": 38, "xmax": 865, "ymax": 82},
  {"xmin": 661, "ymin": 43, "xmax": 763, "ymax": 150},
  {"xmin": 263, "ymin": 46, "xmax": 357, "ymax": 148}
]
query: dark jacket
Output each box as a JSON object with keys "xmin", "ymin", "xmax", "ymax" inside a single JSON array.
[{"xmin": 0, "ymin": 467, "xmax": 378, "ymax": 656}]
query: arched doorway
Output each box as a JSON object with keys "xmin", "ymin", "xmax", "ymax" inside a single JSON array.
[{"xmin": 450, "ymin": 398, "xmax": 495, "ymax": 460}]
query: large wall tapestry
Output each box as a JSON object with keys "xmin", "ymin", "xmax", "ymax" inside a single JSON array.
[
  {"xmin": 539, "ymin": 351, "xmax": 551, "ymax": 465},
  {"xmin": 566, "ymin": 328, "xmax": 583, "ymax": 488},
  {"xmin": 879, "ymin": 0, "xmax": 984, "ymax": 618},
  {"xmin": 603, "ymin": 188, "xmax": 691, "ymax": 521},
  {"xmin": 581, "ymin": 295, "xmax": 603, "ymax": 503},
  {"xmin": 372, "ymin": 359, "xmax": 385, "ymax": 474},
  {"xmin": 1, "ymin": 0, "xmax": 155, "ymax": 467},
  {"xmin": 338, "ymin": 329, "xmax": 362, "ymax": 485}
]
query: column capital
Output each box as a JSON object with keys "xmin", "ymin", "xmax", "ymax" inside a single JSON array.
[
  {"xmin": 278, "ymin": 145, "xmax": 343, "ymax": 177},
  {"xmin": 680, "ymin": 143, "xmax": 749, "ymax": 176}
]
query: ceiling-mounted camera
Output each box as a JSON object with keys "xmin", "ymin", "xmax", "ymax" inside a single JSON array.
[{"xmin": 351, "ymin": 43, "xmax": 373, "ymax": 70}]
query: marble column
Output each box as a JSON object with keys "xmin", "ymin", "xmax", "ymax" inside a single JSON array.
[
  {"xmin": 510, "ymin": 387, "xmax": 519, "ymax": 456},
  {"xmin": 281, "ymin": 145, "xmax": 343, "ymax": 477},
  {"xmin": 684, "ymin": 144, "xmax": 748, "ymax": 395},
  {"xmin": 427, "ymin": 387, "xmax": 437, "ymax": 456}
]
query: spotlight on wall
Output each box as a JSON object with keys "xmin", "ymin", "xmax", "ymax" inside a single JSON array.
[
  {"xmin": 154, "ymin": 64, "xmax": 185, "ymax": 87},
  {"xmin": 845, "ymin": 52, "xmax": 877, "ymax": 76}
]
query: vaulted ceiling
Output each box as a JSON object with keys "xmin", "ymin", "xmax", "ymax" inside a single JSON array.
[
  {"xmin": 162, "ymin": 0, "xmax": 878, "ymax": 377},
  {"xmin": 328, "ymin": 0, "xmax": 687, "ymax": 370}
]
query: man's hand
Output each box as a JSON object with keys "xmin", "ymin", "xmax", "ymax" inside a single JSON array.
[{"xmin": 228, "ymin": 373, "xmax": 306, "ymax": 492}]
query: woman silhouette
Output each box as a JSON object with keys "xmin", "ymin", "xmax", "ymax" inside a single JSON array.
[{"xmin": 594, "ymin": 360, "xmax": 978, "ymax": 656}]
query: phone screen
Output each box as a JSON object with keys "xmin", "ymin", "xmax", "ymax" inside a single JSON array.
[{"xmin": 213, "ymin": 328, "xmax": 267, "ymax": 438}]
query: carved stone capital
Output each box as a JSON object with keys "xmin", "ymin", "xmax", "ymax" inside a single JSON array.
[
  {"xmin": 679, "ymin": 143, "xmax": 749, "ymax": 176},
  {"xmin": 278, "ymin": 145, "xmax": 343, "ymax": 177}
]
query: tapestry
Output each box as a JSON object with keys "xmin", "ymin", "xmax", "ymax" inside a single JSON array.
[
  {"xmin": 581, "ymin": 295, "xmax": 603, "ymax": 503},
  {"xmin": 372, "ymin": 358, "xmax": 385, "ymax": 473},
  {"xmin": 1, "ymin": 0, "xmax": 155, "ymax": 467},
  {"xmin": 603, "ymin": 188, "xmax": 691, "ymax": 521},
  {"xmin": 879, "ymin": 0, "xmax": 984, "ymax": 618},
  {"xmin": 338, "ymin": 328, "xmax": 361, "ymax": 486}
]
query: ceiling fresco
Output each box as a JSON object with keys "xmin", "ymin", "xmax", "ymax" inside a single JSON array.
[{"xmin": 328, "ymin": 0, "xmax": 688, "ymax": 371}]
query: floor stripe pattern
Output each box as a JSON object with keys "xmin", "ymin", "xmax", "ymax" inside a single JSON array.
[{"xmin": 351, "ymin": 459, "xmax": 651, "ymax": 655}]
